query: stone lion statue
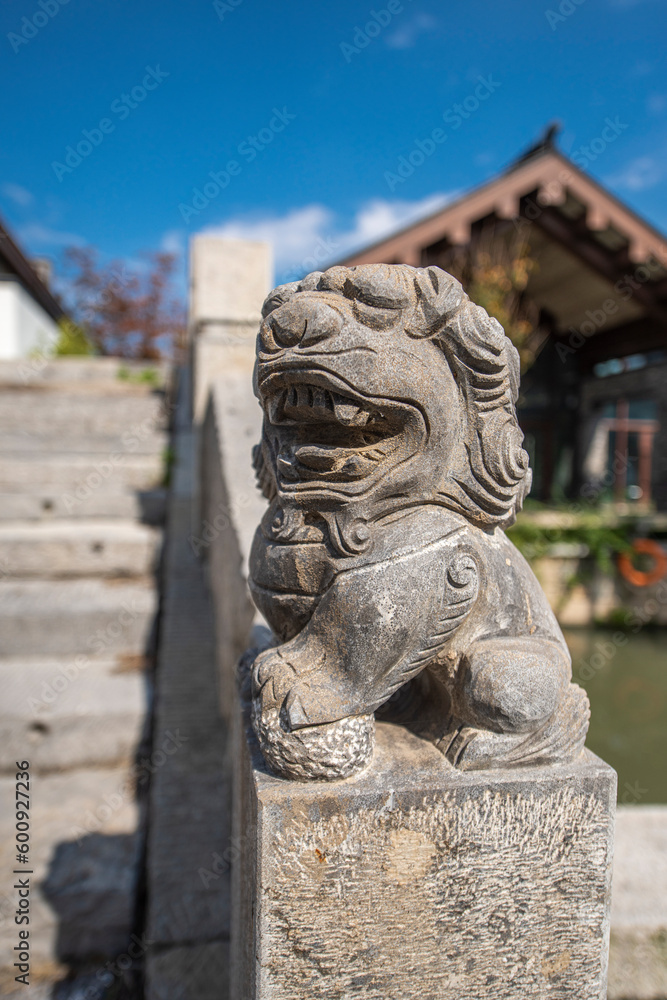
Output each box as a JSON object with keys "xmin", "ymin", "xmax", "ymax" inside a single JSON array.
[{"xmin": 245, "ymin": 263, "xmax": 589, "ymax": 781}]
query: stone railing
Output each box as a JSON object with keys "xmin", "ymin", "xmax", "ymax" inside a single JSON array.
[{"xmin": 196, "ymin": 256, "xmax": 667, "ymax": 999}]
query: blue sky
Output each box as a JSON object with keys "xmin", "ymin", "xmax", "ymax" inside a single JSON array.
[{"xmin": 1, "ymin": 0, "xmax": 666, "ymax": 292}]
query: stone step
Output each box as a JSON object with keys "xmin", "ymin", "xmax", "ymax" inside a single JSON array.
[
  {"xmin": 0, "ymin": 766, "xmax": 140, "ymax": 979},
  {"xmin": 0, "ymin": 488, "xmax": 166, "ymax": 523},
  {"xmin": 609, "ymin": 806, "xmax": 667, "ymax": 998},
  {"xmin": 0, "ymin": 431, "xmax": 168, "ymax": 455},
  {"xmin": 0, "ymin": 452, "xmax": 165, "ymax": 493},
  {"xmin": 0, "ymin": 356, "xmax": 170, "ymax": 389},
  {"xmin": 0, "ymin": 520, "xmax": 162, "ymax": 578},
  {"xmin": 0, "ymin": 390, "xmax": 170, "ymax": 436},
  {"xmin": 0, "ymin": 578, "xmax": 157, "ymax": 656},
  {"xmin": 0, "ymin": 655, "xmax": 146, "ymax": 772}
]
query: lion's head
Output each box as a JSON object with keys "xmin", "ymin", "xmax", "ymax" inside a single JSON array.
[{"xmin": 255, "ymin": 263, "xmax": 531, "ymax": 535}]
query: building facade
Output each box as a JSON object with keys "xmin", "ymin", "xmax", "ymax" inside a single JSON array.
[
  {"xmin": 338, "ymin": 132, "xmax": 667, "ymax": 510},
  {"xmin": 0, "ymin": 216, "xmax": 66, "ymax": 358}
]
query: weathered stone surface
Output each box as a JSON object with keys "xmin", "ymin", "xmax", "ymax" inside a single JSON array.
[
  {"xmin": 232, "ymin": 715, "xmax": 615, "ymax": 999},
  {"xmin": 146, "ymin": 942, "xmax": 229, "ymax": 1000},
  {"xmin": 0, "ymin": 452, "xmax": 164, "ymax": 493},
  {"xmin": 0, "ymin": 519, "xmax": 161, "ymax": 577},
  {"xmin": 247, "ymin": 264, "xmax": 589, "ymax": 780},
  {"xmin": 0, "ymin": 431, "xmax": 167, "ymax": 454},
  {"xmin": 189, "ymin": 235, "xmax": 271, "ymax": 420},
  {"xmin": 190, "ymin": 236, "xmax": 271, "ymax": 327},
  {"xmin": 0, "ymin": 768, "xmax": 139, "ymax": 981},
  {"xmin": 0, "ymin": 357, "xmax": 167, "ymax": 995},
  {"xmin": 0, "ymin": 388, "xmax": 169, "ymax": 437},
  {"xmin": 0, "ymin": 578, "xmax": 157, "ymax": 656},
  {"xmin": 200, "ymin": 378, "xmax": 265, "ymax": 723},
  {"xmin": 0, "ymin": 488, "xmax": 166, "ymax": 523},
  {"xmin": 0, "ymin": 357, "xmax": 169, "ymax": 388},
  {"xmin": 144, "ymin": 368, "xmax": 232, "ymax": 998},
  {"xmin": 608, "ymin": 806, "xmax": 667, "ymax": 999},
  {"xmin": 41, "ymin": 832, "xmax": 141, "ymax": 962},
  {"xmin": 0, "ymin": 656, "xmax": 145, "ymax": 772}
]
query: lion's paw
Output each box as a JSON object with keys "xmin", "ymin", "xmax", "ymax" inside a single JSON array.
[{"xmin": 251, "ymin": 701, "xmax": 375, "ymax": 781}]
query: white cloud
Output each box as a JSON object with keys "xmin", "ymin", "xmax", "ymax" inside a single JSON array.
[
  {"xmin": 16, "ymin": 222, "xmax": 85, "ymax": 247},
  {"xmin": 207, "ymin": 204, "xmax": 332, "ymax": 277},
  {"xmin": 385, "ymin": 13, "xmax": 438, "ymax": 50},
  {"xmin": 606, "ymin": 156, "xmax": 663, "ymax": 192},
  {"xmin": 1, "ymin": 183, "xmax": 34, "ymax": 207},
  {"xmin": 203, "ymin": 192, "xmax": 455, "ymax": 283},
  {"xmin": 340, "ymin": 193, "xmax": 453, "ymax": 252}
]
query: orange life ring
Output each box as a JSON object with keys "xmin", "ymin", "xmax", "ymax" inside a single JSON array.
[{"xmin": 618, "ymin": 539, "xmax": 667, "ymax": 587}]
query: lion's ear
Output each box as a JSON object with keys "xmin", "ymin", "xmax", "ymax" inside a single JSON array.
[
  {"xmin": 261, "ymin": 272, "xmax": 326, "ymax": 318},
  {"xmin": 261, "ymin": 282, "xmax": 301, "ymax": 318},
  {"xmin": 408, "ymin": 266, "xmax": 464, "ymax": 338}
]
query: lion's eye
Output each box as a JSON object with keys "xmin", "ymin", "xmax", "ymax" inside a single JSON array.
[{"xmin": 352, "ymin": 300, "xmax": 400, "ymax": 330}]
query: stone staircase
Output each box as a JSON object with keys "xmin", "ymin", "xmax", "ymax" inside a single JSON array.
[{"xmin": 0, "ymin": 358, "xmax": 170, "ymax": 997}]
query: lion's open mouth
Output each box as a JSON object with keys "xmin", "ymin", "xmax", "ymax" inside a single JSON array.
[{"xmin": 262, "ymin": 373, "xmax": 410, "ymax": 482}]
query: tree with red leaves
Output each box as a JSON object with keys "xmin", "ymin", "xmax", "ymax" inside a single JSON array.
[{"xmin": 62, "ymin": 246, "xmax": 185, "ymax": 360}]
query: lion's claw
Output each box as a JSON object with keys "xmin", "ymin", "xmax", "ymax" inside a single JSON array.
[{"xmin": 251, "ymin": 648, "xmax": 311, "ymax": 721}]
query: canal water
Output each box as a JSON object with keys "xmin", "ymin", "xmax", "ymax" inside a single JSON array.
[{"xmin": 565, "ymin": 627, "xmax": 667, "ymax": 803}]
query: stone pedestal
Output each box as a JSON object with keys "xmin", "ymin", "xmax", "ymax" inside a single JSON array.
[
  {"xmin": 188, "ymin": 236, "xmax": 272, "ymax": 421},
  {"xmin": 231, "ymin": 707, "xmax": 616, "ymax": 1000}
]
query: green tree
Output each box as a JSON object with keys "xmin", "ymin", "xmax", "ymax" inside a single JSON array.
[
  {"xmin": 53, "ymin": 318, "xmax": 93, "ymax": 356},
  {"xmin": 444, "ymin": 227, "xmax": 545, "ymax": 373}
]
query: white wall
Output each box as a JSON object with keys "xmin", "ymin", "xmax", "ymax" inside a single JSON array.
[{"xmin": 0, "ymin": 279, "xmax": 60, "ymax": 360}]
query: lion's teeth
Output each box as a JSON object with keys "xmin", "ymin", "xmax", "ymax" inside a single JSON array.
[
  {"xmin": 267, "ymin": 391, "xmax": 285, "ymax": 423},
  {"xmin": 334, "ymin": 400, "xmax": 361, "ymax": 423},
  {"xmin": 312, "ymin": 388, "xmax": 333, "ymax": 413},
  {"xmin": 296, "ymin": 385, "xmax": 311, "ymax": 408},
  {"xmin": 279, "ymin": 384, "xmax": 371, "ymax": 426},
  {"xmin": 334, "ymin": 400, "xmax": 371, "ymax": 426}
]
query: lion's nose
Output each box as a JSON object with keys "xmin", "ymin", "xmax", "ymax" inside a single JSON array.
[{"xmin": 270, "ymin": 298, "xmax": 343, "ymax": 349}]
